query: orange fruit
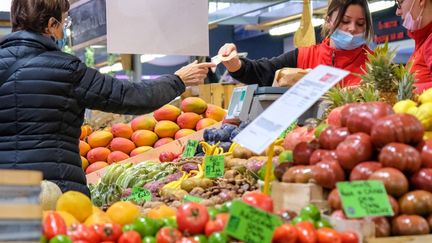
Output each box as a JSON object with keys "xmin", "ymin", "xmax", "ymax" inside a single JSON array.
[{"xmin": 106, "ymin": 201, "xmax": 140, "ymax": 225}]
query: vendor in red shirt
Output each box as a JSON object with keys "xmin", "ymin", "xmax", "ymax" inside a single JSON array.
[
  {"xmin": 218, "ymin": 0, "xmax": 373, "ymax": 87},
  {"xmin": 396, "ymin": 0, "xmax": 432, "ymax": 92}
]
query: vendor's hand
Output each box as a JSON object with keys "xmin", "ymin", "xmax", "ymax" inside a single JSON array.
[
  {"xmin": 175, "ymin": 61, "xmax": 216, "ymax": 86},
  {"xmin": 218, "ymin": 43, "xmax": 242, "ymax": 72}
]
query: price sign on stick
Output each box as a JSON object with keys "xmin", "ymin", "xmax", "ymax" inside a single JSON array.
[
  {"xmin": 337, "ymin": 180, "xmax": 394, "ymax": 218},
  {"xmin": 124, "ymin": 187, "xmax": 152, "ymax": 204},
  {"xmin": 204, "ymin": 155, "xmax": 225, "ymax": 178},
  {"xmin": 182, "ymin": 140, "xmax": 199, "ymax": 158},
  {"xmin": 233, "ymin": 65, "xmax": 349, "ymax": 154}
]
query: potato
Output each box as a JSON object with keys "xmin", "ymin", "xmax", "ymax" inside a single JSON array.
[
  {"xmin": 198, "ymin": 178, "xmax": 214, "ymax": 189},
  {"xmin": 233, "ymin": 146, "xmax": 253, "ymax": 159},
  {"xmin": 224, "ymin": 170, "xmax": 238, "ymax": 180},
  {"xmin": 226, "ymin": 158, "xmax": 247, "ymax": 169},
  {"xmin": 172, "ymin": 189, "xmax": 188, "ymax": 200}
]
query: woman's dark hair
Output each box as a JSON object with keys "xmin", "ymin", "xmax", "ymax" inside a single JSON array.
[
  {"xmin": 11, "ymin": 0, "xmax": 70, "ymax": 33},
  {"xmin": 322, "ymin": 0, "xmax": 373, "ymax": 40}
]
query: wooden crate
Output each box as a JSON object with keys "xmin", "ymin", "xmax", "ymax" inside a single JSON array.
[
  {"xmin": 86, "ymin": 122, "xmax": 222, "ymax": 184},
  {"xmin": 325, "ymin": 217, "xmax": 375, "ymax": 243},
  {"xmin": 197, "ymin": 83, "xmax": 243, "ymax": 109},
  {"xmin": 271, "ymin": 182, "xmax": 327, "ymax": 213},
  {"xmin": 366, "ymin": 235, "xmax": 432, "ymax": 243}
]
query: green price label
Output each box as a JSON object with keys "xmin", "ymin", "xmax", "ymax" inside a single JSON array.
[
  {"xmin": 337, "ymin": 180, "xmax": 394, "ymax": 219},
  {"xmin": 183, "ymin": 195, "xmax": 204, "ymax": 203},
  {"xmin": 124, "ymin": 187, "xmax": 152, "ymax": 204},
  {"xmin": 225, "ymin": 200, "xmax": 282, "ymax": 243},
  {"xmin": 204, "ymin": 155, "xmax": 225, "ymax": 178},
  {"xmin": 182, "ymin": 140, "xmax": 199, "ymax": 158}
]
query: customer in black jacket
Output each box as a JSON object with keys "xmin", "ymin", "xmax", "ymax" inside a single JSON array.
[{"xmin": 0, "ymin": 0, "xmax": 214, "ymax": 196}]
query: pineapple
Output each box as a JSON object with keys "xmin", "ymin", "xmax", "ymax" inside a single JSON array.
[
  {"xmin": 395, "ymin": 62, "xmax": 416, "ymax": 101},
  {"xmin": 360, "ymin": 41, "xmax": 399, "ymax": 105}
]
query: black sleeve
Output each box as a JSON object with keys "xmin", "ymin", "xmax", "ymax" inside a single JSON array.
[
  {"xmin": 229, "ymin": 49, "xmax": 298, "ymax": 86},
  {"xmin": 72, "ymin": 62, "xmax": 185, "ymax": 115}
]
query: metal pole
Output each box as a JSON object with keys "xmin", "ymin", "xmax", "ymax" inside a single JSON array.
[{"xmin": 133, "ymin": 54, "xmax": 142, "ymax": 82}]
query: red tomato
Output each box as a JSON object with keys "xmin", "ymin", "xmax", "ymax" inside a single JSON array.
[
  {"xmin": 118, "ymin": 231, "xmax": 141, "ymax": 243},
  {"xmin": 176, "ymin": 238, "xmax": 198, "ymax": 243},
  {"xmin": 317, "ymin": 228, "xmax": 341, "ymax": 243},
  {"xmin": 272, "ymin": 224, "xmax": 298, "ymax": 243},
  {"xmin": 157, "ymin": 227, "xmax": 183, "ymax": 243},
  {"xmin": 93, "ymin": 223, "xmax": 122, "ymax": 241},
  {"xmin": 295, "ymin": 221, "xmax": 317, "ymax": 243},
  {"xmin": 43, "ymin": 212, "xmax": 67, "ymax": 239},
  {"xmin": 176, "ymin": 202, "xmax": 209, "ymax": 235},
  {"xmin": 241, "ymin": 191, "xmax": 273, "ymax": 212},
  {"xmin": 67, "ymin": 224, "xmax": 100, "ymax": 243},
  {"xmin": 340, "ymin": 231, "xmax": 359, "ymax": 243},
  {"xmin": 205, "ymin": 213, "xmax": 230, "ymax": 236}
]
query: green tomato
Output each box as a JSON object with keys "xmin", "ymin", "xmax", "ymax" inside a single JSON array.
[
  {"xmin": 208, "ymin": 232, "xmax": 228, "ymax": 243},
  {"xmin": 314, "ymin": 123, "xmax": 329, "ymax": 138},
  {"xmin": 153, "ymin": 218, "xmax": 165, "ymax": 230},
  {"xmin": 133, "ymin": 217, "xmax": 158, "ymax": 237},
  {"xmin": 219, "ymin": 201, "xmax": 233, "ymax": 213},
  {"xmin": 300, "ymin": 204, "xmax": 321, "ymax": 221},
  {"xmin": 48, "ymin": 235, "xmax": 72, "ymax": 243},
  {"xmin": 208, "ymin": 207, "xmax": 219, "ymax": 220},
  {"xmin": 315, "ymin": 219, "xmax": 333, "ymax": 229},
  {"xmin": 291, "ymin": 215, "xmax": 315, "ymax": 225},
  {"xmin": 258, "ymin": 166, "xmax": 275, "ymax": 181},
  {"xmin": 161, "ymin": 217, "xmax": 177, "ymax": 228},
  {"xmin": 122, "ymin": 224, "xmax": 136, "ymax": 232},
  {"xmin": 142, "ymin": 236, "xmax": 156, "ymax": 243},
  {"xmin": 193, "ymin": 234, "xmax": 208, "ymax": 243},
  {"xmin": 278, "ymin": 150, "xmax": 293, "ymax": 163}
]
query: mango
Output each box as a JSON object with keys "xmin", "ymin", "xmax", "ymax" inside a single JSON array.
[
  {"xmin": 154, "ymin": 121, "xmax": 180, "ymax": 138},
  {"xmin": 103, "ymin": 127, "xmax": 112, "ymax": 133},
  {"xmin": 181, "ymin": 97, "xmax": 207, "ymax": 114},
  {"xmin": 176, "ymin": 112, "xmax": 201, "ymax": 129},
  {"xmin": 86, "ymin": 147, "xmax": 111, "ymax": 163},
  {"xmin": 131, "ymin": 115, "xmax": 157, "ymax": 131},
  {"xmin": 196, "ymin": 118, "xmax": 218, "ymax": 130},
  {"xmin": 80, "ymin": 125, "xmax": 93, "ymax": 140},
  {"xmin": 130, "ymin": 146, "xmax": 153, "ymax": 157},
  {"xmin": 79, "ymin": 140, "xmax": 91, "ymax": 156},
  {"xmin": 109, "ymin": 137, "xmax": 136, "ymax": 154},
  {"xmin": 87, "ymin": 131, "xmax": 113, "ymax": 148},
  {"xmin": 205, "ymin": 104, "xmax": 227, "ymax": 122},
  {"xmin": 81, "ymin": 156, "xmax": 89, "ymax": 171},
  {"xmin": 85, "ymin": 161, "xmax": 108, "ymax": 174},
  {"xmin": 175, "ymin": 129, "xmax": 196, "ymax": 140},
  {"xmin": 131, "ymin": 130, "xmax": 159, "ymax": 147},
  {"xmin": 154, "ymin": 138, "xmax": 174, "ymax": 148},
  {"xmin": 111, "ymin": 123, "xmax": 133, "ymax": 139},
  {"xmin": 154, "ymin": 104, "xmax": 181, "ymax": 122},
  {"xmin": 107, "ymin": 151, "xmax": 129, "ymax": 164}
]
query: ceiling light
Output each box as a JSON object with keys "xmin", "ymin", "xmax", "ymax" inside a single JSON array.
[
  {"xmin": 269, "ymin": 17, "xmax": 325, "ymax": 36},
  {"xmin": 369, "ymin": 1, "xmax": 395, "ymax": 13}
]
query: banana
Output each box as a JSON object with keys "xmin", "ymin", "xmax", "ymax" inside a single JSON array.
[{"xmin": 101, "ymin": 164, "xmax": 119, "ymax": 184}]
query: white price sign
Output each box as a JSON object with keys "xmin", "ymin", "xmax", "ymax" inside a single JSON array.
[{"xmin": 233, "ymin": 65, "xmax": 349, "ymax": 154}]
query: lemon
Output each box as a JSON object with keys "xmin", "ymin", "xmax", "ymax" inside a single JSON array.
[
  {"xmin": 106, "ymin": 201, "xmax": 140, "ymax": 225},
  {"xmin": 419, "ymin": 88, "xmax": 432, "ymax": 104},
  {"xmin": 393, "ymin": 100, "xmax": 417, "ymax": 114},
  {"xmin": 56, "ymin": 191, "xmax": 92, "ymax": 222}
]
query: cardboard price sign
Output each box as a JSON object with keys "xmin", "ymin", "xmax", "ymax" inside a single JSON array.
[
  {"xmin": 123, "ymin": 187, "xmax": 152, "ymax": 204},
  {"xmin": 225, "ymin": 200, "xmax": 282, "ymax": 243},
  {"xmin": 204, "ymin": 155, "xmax": 225, "ymax": 178},
  {"xmin": 182, "ymin": 140, "xmax": 199, "ymax": 158},
  {"xmin": 337, "ymin": 180, "xmax": 394, "ymax": 218}
]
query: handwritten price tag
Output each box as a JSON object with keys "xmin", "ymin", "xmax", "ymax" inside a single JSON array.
[
  {"xmin": 337, "ymin": 180, "xmax": 394, "ymax": 218},
  {"xmin": 182, "ymin": 140, "xmax": 199, "ymax": 158},
  {"xmin": 124, "ymin": 187, "xmax": 152, "ymax": 204},
  {"xmin": 204, "ymin": 155, "xmax": 225, "ymax": 178}
]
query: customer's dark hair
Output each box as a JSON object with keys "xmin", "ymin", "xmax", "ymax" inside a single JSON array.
[
  {"xmin": 11, "ymin": 0, "xmax": 70, "ymax": 33},
  {"xmin": 322, "ymin": 0, "xmax": 373, "ymax": 40}
]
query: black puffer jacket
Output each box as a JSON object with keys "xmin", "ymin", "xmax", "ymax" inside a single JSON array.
[{"xmin": 0, "ymin": 31, "xmax": 185, "ymax": 196}]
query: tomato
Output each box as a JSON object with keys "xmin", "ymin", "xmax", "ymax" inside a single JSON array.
[
  {"xmin": 314, "ymin": 219, "xmax": 332, "ymax": 229},
  {"xmin": 218, "ymin": 201, "xmax": 232, "ymax": 213},
  {"xmin": 142, "ymin": 236, "xmax": 156, "ymax": 243},
  {"xmin": 162, "ymin": 217, "xmax": 177, "ymax": 228},
  {"xmin": 241, "ymin": 191, "xmax": 274, "ymax": 212},
  {"xmin": 313, "ymin": 160, "xmax": 346, "ymax": 189},
  {"xmin": 379, "ymin": 143, "xmax": 421, "ymax": 174},
  {"xmin": 319, "ymin": 127, "xmax": 350, "ymax": 150},
  {"xmin": 282, "ymin": 165, "xmax": 315, "ymax": 183},
  {"xmin": 192, "ymin": 235, "xmax": 208, "ymax": 243},
  {"xmin": 176, "ymin": 238, "xmax": 198, "ymax": 243},
  {"xmin": 67, "ymin": 224, "xmax": 100, "ymax": 243},
  {"xmin": 48, "ymin": 235, "xmax": 72, "ymax": 243},
  {"xmin": 300, "ymin": 204, "xmax": 321, "ymax": 221},
  {"xmin": 118, "ymin": 231, "xmax": 141, "ymax": 243},
  {"xmin": 207, "ymin": 232, "xmax": 228, "ymax": 243},
  {"xmin": 293, "ymin": 141, "xmax": 319, "ymax": 165},
  {"xmin": 340, "ymin": 231, "xmax": 359, "ymax": 243},
  {"xmin": 133, "ymin": 217, "xmax": 159, "ymax": 237},
  {"xmin": 369, "ymin": 168, "xmax": 409, "ymax": 198},
  {"xmin": 204, "ymin": 214, "xmax": 228, "ymax": 237},
  {"xmin": 391, "ymin": 215, "xmax": 430, "ymax": 236},
  {"xmin": 317, "ymin": 228, "xmax": 341, "ymax": 243},
  {"xmin": 336, "ymin": 133, "xmax": 373, "ymax": 170},
  {"xmin": 156, "ymin": 227, "xmax": 183, "ymax": 243},
  {"xmin": 398, "ymin": 190, "xmax": 432, "ymax": 215},
  {"xmin": 93, "ymin": 223, "xmax": 122, "ymax": 241},
  {"xmin": 123, "ymin": 224, "xmax": 136, "ymax": 232},
  {"xmin": 176, "ymin": 202, "xmax": 209, "ymax": 235},
  {"xmin": 349, "ymin": 162, "xmax": 382, "ymax": 181},
  {"xmin": 272, "ymin": 224, "xmax": 298, "ymax": 243},
  {"xmin": 295, "ymin": 221, "xmax": 317, "ymax": 243},
  {"xmin": 43, "ymin": 212, "xmax": 67, "ymax": 239},
  {"xmin": 207, "ymin": 207, "xmax": 219, "ymax": 220}
]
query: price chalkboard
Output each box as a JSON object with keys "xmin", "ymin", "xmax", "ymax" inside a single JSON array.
[
  {"xmin": 337, "ymin": 180, "xmax": 394, "ymax": 218},
  {"xmin": 182, "ymin": 140, "xmax": 199, "ymax": 158},
  {"xmin": 204, "ymin": 155, "xmax": 225, "ymax": 178},
  {"xmin": 225, "ymin": 200, "xmax": 282, "ymax": 243},
  {"xmin": 70, "ymin": 0, "xmax": 107, "ymax": 47}
]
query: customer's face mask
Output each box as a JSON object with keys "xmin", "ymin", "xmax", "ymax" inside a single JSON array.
[{"xmin": 330, "ymin": 28, "xmax": 366, "ymax": 50}]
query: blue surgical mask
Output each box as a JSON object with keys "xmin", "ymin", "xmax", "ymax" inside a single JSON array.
[
  {"xmin": 330, "ymin": 29, "xmax": 366, "ymax": 50},
  {"xmin": 55, "ymin": 27, "xmax": 67, "ymax": 50}
]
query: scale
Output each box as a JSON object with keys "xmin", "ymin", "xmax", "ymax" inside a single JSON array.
[{"xmin": 226, "ymin": 85, "xmax": 324, "ymax": 124}]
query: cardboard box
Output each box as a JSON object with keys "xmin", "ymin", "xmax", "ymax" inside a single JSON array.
[
  {"xmin": 326, "ymin": 216, "xmax": 375, "ymax": 243},
  {"xmin": 271, "ymin": 182, "xmax": 327, "ymax": 213},
  {"xmin": 366, "ymin": 234, "xmax": 432, "ymax": 243}
]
